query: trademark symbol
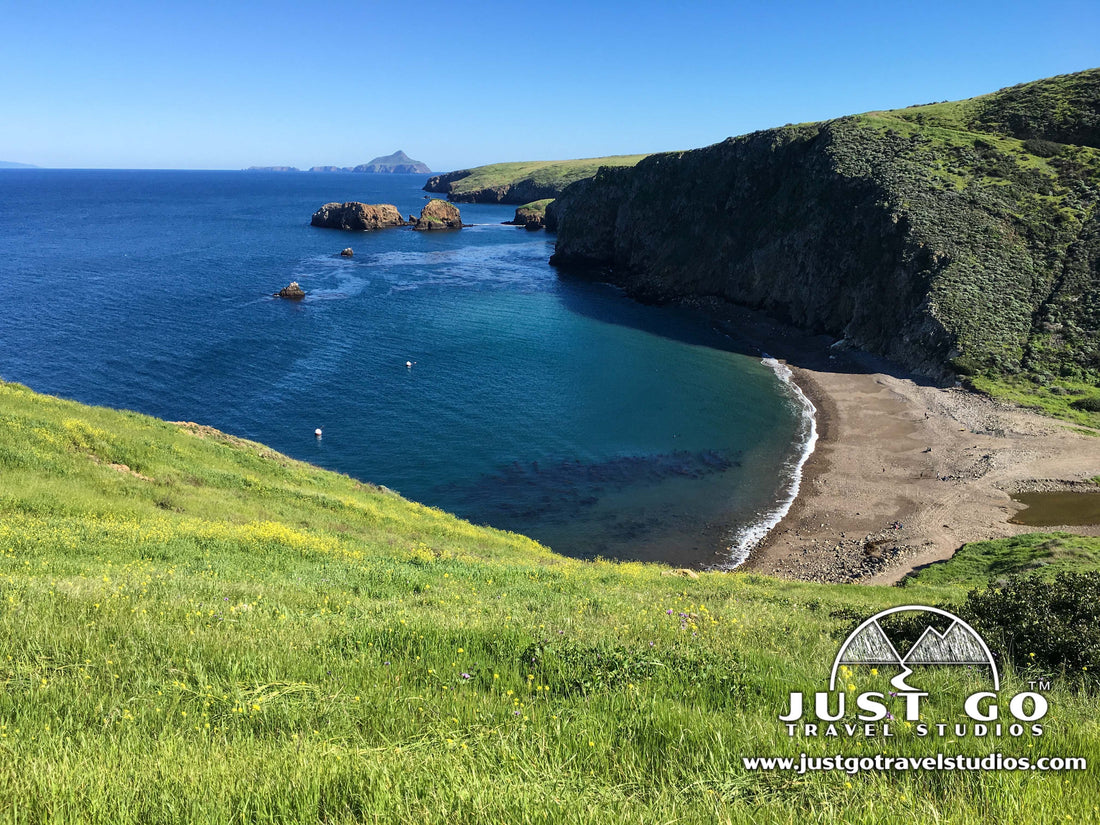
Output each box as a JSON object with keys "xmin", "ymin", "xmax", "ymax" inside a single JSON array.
[{"xmin": 1028, "ymin": 680, "xmax": 1052, "ymax": 691}]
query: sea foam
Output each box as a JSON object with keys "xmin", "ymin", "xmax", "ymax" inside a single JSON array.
[{"xmin": 721, "ymin": 355, "xmax": 818, "ymax": 568}]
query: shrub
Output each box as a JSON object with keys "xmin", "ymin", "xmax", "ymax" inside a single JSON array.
[
  {"xmin": 1022, "ymin": 138, "xmax": 1064, "ymax": 157},
  {"xmin": 955, "ymin": 572, "xmax": 1100, "ymax": 681},
  {"xmin": 949, "ymin": 355, "xmax": 981, "ymax": 376},
  {"xmin": 1070, "ymin": 396, "xmax": 1100, "ymax": 412}
]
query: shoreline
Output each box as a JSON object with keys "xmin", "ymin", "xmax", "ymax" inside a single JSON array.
[
  {"xmin": 691, "ymin": 299, "xmax": 1100, "ymax": 584},
  {"xmin": 722, "ymin": 356, "xmax": 819, "ymax": 568}
]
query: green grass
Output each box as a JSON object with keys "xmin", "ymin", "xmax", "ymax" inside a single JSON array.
[
  {"xmin": 969, "ymin": 374, "xmax": 1100, "ymax": 430},
  {"xmin": 517, "ymin": 198, "xmax": 554, "ymax": 214},
  {"xmin": 901, "ymin": 533, "xmax": 1100, "ymax": 596},
  {"xmin": 2, "ymin": 379, "xmax": 1099, "ymax": 823}
]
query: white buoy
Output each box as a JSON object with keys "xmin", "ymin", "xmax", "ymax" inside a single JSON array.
[
  {"xmin": 406, "ymin": 361, "xmax": 413, "ymax": 368},
  {"xmin": 315, "ymin": 428, "xmax": 322, "ymax": 438}
]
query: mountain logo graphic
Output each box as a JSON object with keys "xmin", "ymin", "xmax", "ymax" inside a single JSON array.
[{"xmin": 829, "ymin": 605, "xmax": 999, "ymax": 692}]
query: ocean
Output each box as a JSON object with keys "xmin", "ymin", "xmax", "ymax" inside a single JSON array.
[{"xmin": 0, "ymin": 169, "xmax": 813, "ymax": 567}]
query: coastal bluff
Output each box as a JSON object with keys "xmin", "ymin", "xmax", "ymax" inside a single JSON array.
[
  {"xmin": 550, "ymin": 69, "xmax": 1100, "ymax": 384},
  {"xmin": 423, "ymin": 156, "xmax": 648, "ymax": 204},
  {"xmin": 311, "ymin": 202, "xmax": 408, "ymax": 231}
]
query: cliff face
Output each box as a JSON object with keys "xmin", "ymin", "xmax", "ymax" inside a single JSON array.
[{"xmin": 551, "ymin": 70, "xmax": 1100, "ymax": 383}]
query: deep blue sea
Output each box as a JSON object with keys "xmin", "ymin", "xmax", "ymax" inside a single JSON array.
[{"xmin": 0, "ymin": 169, "xmax": 811, "ymax": 567}]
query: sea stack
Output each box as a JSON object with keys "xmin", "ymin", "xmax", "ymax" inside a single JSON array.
[
  {"xmin": 311, "ymin": 202, "xmax": 408, "ymax": 231},
  {"xmin": 413, "ymin": 199, "xmax": 462, "ymax": 231}
]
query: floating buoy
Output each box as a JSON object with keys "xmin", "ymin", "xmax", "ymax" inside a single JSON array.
[
  {"xmin": 406, "ymin": 361, "xmax": 413, "ymax": 369},
  {"xmin": 315, "ymin": 428, "xmax": 322, "ymax": 438}
]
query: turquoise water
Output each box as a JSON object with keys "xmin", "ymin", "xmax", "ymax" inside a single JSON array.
[{"xmin": 0, "ymin": 169, "xmax": 807, "ymax": 566}]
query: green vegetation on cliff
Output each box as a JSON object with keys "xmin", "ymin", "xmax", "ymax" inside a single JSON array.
[
  {"xmin": 551, "ymin": 70, "xmax": 1100, "ymax": 418},
  {"xmin": 423, "ymin": 155, "xmax": 648, "ymax": 204},
  {"xmin": 2, "ymin": 379, "xmax": 1099, "ymax": 822}
]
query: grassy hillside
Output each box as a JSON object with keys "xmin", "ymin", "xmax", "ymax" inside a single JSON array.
[
  {"xmin": 423, "ymin": 155, "xmax": 649, "ymax": 204},
  {"xmin": 1, "ymin": 380, "xmax": 1098, "ymax": 823},
  {"xmin": 551, "ymin": 70, "xmax": 1100, "ymax": 420}
]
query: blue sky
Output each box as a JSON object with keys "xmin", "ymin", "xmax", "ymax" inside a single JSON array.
[{"xmin": 2, "ymin": 0, "xmax": 1097, "ymax": 171}]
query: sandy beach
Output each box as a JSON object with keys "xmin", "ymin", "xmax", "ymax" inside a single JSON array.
[{"xmin": 700, "ymin": 301, "xmax": 1100, "ymax": 584}]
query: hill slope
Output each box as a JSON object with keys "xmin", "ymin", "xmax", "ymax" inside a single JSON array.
[
  {"xmin": 550, "ymin": 70, "xmax": 1100, "ymax": 401},
  {"xmin": 1, "ymin": 379, "xmax": 1099, "ymax": 821}
]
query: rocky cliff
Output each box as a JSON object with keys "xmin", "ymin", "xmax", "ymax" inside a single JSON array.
[
  {"xmin": 310, "ymin": 202, "xmax": 408, "ymax": 231},
  {"xmin": 551, "ymin": 70, "xmax": 1100, "ymax": 384}
]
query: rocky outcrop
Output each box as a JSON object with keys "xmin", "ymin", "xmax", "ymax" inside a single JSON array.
[
  {"xmin": 550, "ymin": 69, "xmax": 1100, "ymax": 384},
  {"xmin": 275, "ymin": 282, "xmax": 305, "ymax": 299},
  {"xmin": 309, "ymin": 166, "xmax": 345, "ymax": 173},
  {"xmin": 340, "ymin": 248, "xmax": 353, "ymax": 257},
  {"xmin": 311, "ymin": 202, "xmax": 408, "ymax": 231},
  {"xmin": 413, "ymin": 199, "xmax": 462, "ymax": 231},
  {"xmin": 506, "ymin": 199, "xmax": 552, "ymax": 229}
]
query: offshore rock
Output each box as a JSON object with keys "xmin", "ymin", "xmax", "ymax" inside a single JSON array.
[
  {"xmin": 311, "ymin": 202, "xmax": 407, "ymax": 231},
  {"xmin": 506, "ymin": 199, "xmax": 552, "ymax": 229},
  {"xmin": 340, "ymin": 248, "xmax": 353, "ymax": 257},
  {"xmin": 275, "ymin": 281, "xmax": 305, "ymax": 299},
  {"xmin": 413, "ymin": 199, "xmax": 462, "ymax": 231}
]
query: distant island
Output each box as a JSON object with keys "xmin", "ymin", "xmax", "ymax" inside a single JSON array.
[
  {"xmin": 310, "ymin": 151, "xmax": 431, "ymax": 174},
  {"xmin": 0, "ymin": 161, "xmax": 38, "ymax": 169},
  {"xmin": 244, "ymin": 151, "xmax": 430, "ymax": 174}
]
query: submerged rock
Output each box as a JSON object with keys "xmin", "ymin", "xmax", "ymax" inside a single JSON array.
[
  {"xmin": 340, "ymin": 247, "xmax": 353, "ymax": 257},
  {"xmin": 413, "ymin": 199, "xmax": 462, "ymax": 231},
  {"xmin": 275, "ymin": 281, "xmax": 306, "ymax": 299},
  {"xmin": 311, "ymin": 202, "xmax": 407, "ymax": 231}
]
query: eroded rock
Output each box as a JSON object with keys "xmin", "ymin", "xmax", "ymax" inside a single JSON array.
[
  {"xmin": 311, "ymin": 202, "xmax": 407, "ymax": 231},
  {"xmin": 413, "ymin": 199, "xmax": 462, "ymax": 231}
]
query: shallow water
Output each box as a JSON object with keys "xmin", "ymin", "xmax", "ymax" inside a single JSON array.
[
  {"xmin": 0, "ymin": 169, "xmax": 809, "ymax": 565},
  {"xmin": 1009, "ymin": 492, "xmax": 1100, "ymax": 527}
]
